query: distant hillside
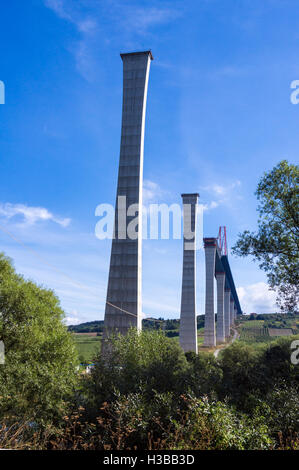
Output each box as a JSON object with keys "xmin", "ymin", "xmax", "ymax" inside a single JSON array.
[
  {"xmin": 68, "ymin": 313, "xmax": 298, "ymax": 334},
  {"xmin": 68, "ymin": 320, "xmax": 104, "ymax": 333},
  {"xmin": 68, "ymin": 315, "xmax": 206, "ymax": 333}
]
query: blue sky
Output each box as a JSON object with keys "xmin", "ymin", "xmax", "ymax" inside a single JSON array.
[{"xmin": 0, "ymin": 0, "xmax": 298, "ymax": 324}]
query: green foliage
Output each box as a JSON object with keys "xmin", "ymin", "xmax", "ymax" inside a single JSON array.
[
  {"xmin": 196, "ymin": 315, "xmax": 205, "ymax": 329},
  {"xmin": 239, "ymin": 321, "xmax": 272, "ymax": 344},
  {"xmin": 238, "ymin": 313, "xmax": 299, "ymax": 345},
  {"xmin": 72, "ymin": 335, "xmax": 101, "ymax": 364},
  {"xmin": 0, "ymin": 392, "xmax": 273, "ymax": 450},
  {"xmin": 68, "ymin": 320, "xmax": 104, "ymax": 333},
  {"xmin": 90, "ymin": 393, "xmax": 272, "ymax": 450},
  {"xmin": 1, "ymin": 250, "xmax": 298, "ymax": 449},
  {"xmin": 184, "ymin": 351, "xmax": 223, "ymax": 397},
  {"xmin": 164, "ymin": 330, "xmax": 179, "ymax": 338},
  {"xmin": 219, "ymin": 337, "xmax": 299, "ymax": 413},
  {"xmin": 232, "ymin": 160, "xmax": 299, "ymax": 312},
  {"xmin": 218, "ymin": 342, "xmax": 261, "ymax": 408},
  {"xmin": 86, "ymin": 329, "xmax": 190, "ymax": 413},
  {"xmin": 165, "ymin": 319, "xmax": 180, "ymax": 330},
  {"xmin": 261, "ymin": 385, "xmax": 299, "ymax": 438},
  {"xmin": 69, "ymin": 316, "xmax": 206, "ymax": 334},
  {"xmin": 0, "ymin": 253, "xmax": 78, "ymax": 423},
  {"xmin": 260, "ymin": 336, "xmax": 299, "ymax": 388},
  {"xmin": 142, "ymin": 318, "xmax": 164, "ymax": 330},
  {"xmin": 256, "ymin": 312, "xmax": 298, "ymax": 322},
  {"xmin": 169, "ymin": 395, "xmax": 272, "ymax": 450},
  {"xmin": 1, "ymin": 314, "xmax": 298, "ymax": 449}
]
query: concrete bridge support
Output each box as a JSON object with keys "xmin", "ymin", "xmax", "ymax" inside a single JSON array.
[
  {"xmin": 224, "ymin": 289, "xmax": 231, "ymax": 338},
  {"xmin": 216, "ymin": 272, "xmax": 225, "ymax": 344},
  {"xmin": 230, "ymin": 299, "xmax": 234, "ymax": 328},
  {"xmin": 203, "ymin": 238, "xmax": 217, "ymax": 347},
  {"xmin": 103, "ymin": 51, "xmax": 153, "ymax": 347},
  {"xmin": 179, "ymin": 193, "xmax": 199, "ymax": 353}
]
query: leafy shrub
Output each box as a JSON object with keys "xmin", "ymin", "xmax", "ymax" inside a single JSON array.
[
  {"xmin": 85, "ymin": 328, "xmax": 190, "ymax": 415},
  {"xmin": 0, "ymin": 253, "xmax": 78, "ymax": 424},
  {"xmin": 0, "ymin": 394, "xmax": 273, "ymax": 450}
]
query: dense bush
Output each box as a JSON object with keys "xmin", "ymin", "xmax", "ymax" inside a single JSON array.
[
  {"xmin": 1, "ymin": 262, "xmax": 298, "ymax": 450},
  {"xmin": 0, "ymin": 253, "xmax": 78, "ymax": 424},
  {"xmin": 85, "ymin": 329, "xmax": 190, "ymax": 414},
  {"xmin": 0, "ymin": 393, "xmax": 273, "ymax": 450},
  {"xmin": 184, "ymin": 351, "xmax": 223, "ymax": 397},
  {"xmin": 76, "ymin": 330, "xmax": 298, "ymax": 449}
]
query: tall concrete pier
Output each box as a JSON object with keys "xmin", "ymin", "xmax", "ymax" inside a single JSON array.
[
  {"xmin": 179, "ymin": 193, "xmax": 199, "ymax": 353},
  {"xmin": 203, "ymin": 231, "xmax": 242, "ymax": 346},
  {"xmin": 203, "ymin": 238, "xmax": 217, "ymax": 347},
  {"xmin": 216, "ymin": 272, "xmax": 225, "ymax": 343},
  {"xmin": 224, "ymin": 288, "xmax": 231, "ymax": 338},
  {"xmin": 103, "ymin": 51, "xmax": 153, "ymax": 343},
  {"xmin": 230, "ymin": 299, "xmax": 234, "ymax": 328}
]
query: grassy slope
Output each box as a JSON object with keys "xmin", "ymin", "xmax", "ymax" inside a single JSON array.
[
  {"xmin": 71, "ymin": 314, "xmax": 299, "ymax": 361},
  {"xmin": 237, "ymin": 316, "xmax": 299, "ymax": 347},
  {"xmin": 73, "ymin": 334, "xmax": 102, "ymax": 363}
]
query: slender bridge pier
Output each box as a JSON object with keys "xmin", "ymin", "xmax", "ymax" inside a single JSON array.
[
  {"xmin": 179, "ymin": 193, "xmax": 199, "ymax": 353},
  {"xmin": 203, "ymin": 228, "xmax": 242, "ymax": 347},
  {"xmin": 102, "ymin": 51, "xmax": 153, "ymax": 348},
  {"xmin": 101, "ymin": 53, "xmax": 242, "ymax": 355}
]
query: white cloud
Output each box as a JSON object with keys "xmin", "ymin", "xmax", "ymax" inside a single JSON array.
[
  {"xmin": 237, "ymin": 282, "xmax": 277, "ymax": 314},
  {"xmin": 44, "ymin": 0, "xmax": 71, "ymax": 21},
  {"xmin": 143, "ymin": 180, "xmax": 160, "ymax": 204},
  {"xmin": 120, "ymin": 6, "xmax": 181, "ymax": 35},
  {"xmin": 65, "ymin": 310, "xmax": 81, "ymax": 326},
  {"xmin": 44, "ymin": 0, "xmax": 98, "ymax": 81},
  {"xmin": 44, "ymin": 1, "xmax": 180, "ymax": 79},
  {"xmin": 204, "ymin": 180, "xmax": 241, "ymax": 197},
  {"xmin": 208, "ymin": 65, "xmax": 249, "ymax": 79},
  {"xmin": 45, "ymin": 0, "xmax": 97, "ymax": 32},
  {"xmin": 0, "ymin": 202, "xmax": 70, "ymax": 227},
  {"xmin": 200, "ymin": 180, "xmax": 242, "ymax": 210},
  {"xmin": 201, "ymin": 200, "xmax": 219, "ymax": 212},
  {"xmin": 72, "ymin": 40, "xmax": 95, "ymax": 81},
  {"xmin": 77, "ymin": 18, "xmax": 97, "ymax": 34},
  {"xmin": 143, "ymin": 179, "xmax": 171, "ymax": 206}
]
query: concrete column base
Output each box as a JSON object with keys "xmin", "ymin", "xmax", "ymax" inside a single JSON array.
[
  {"xmin": 216, "ymin": 272, "xmax": 225, "ymax": 344},
  {"xmin": 203, "ymin": 239, "xmax": 216, "ymax": 347}
]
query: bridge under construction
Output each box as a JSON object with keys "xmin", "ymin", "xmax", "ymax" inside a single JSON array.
[
  {"xmin": 102, "ymin": 50, "xmax": 242, "ymax": 354},
  {"xmin": 201, "ymin": 227, "xmax": 242, "ymax": 349}
]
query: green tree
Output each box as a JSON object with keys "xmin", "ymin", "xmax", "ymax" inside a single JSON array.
[
  {"xmin": 232, "ymin": 160, "xmax": 299, "ymax": 312},
  {"xmin": 88, "ymin": 392, "xmax": 272, "ymax": 450},
  {"xmin": 219, "ymin": 337, "xmax": 299, "ymax": 414},
  {"xmin": 0, "ymin": 253, "xmax": 78, "ymax": 423},
  {"xmin": 185, "ymin": 351, "xmax": 223, "ymax": 398},
  {"xmin": 86, "ymin": 328, "xmax": 190, "ymax": 414},
  {"xmin": 218, "ymin": 342, "xmax": 261, "ymax": 409}
]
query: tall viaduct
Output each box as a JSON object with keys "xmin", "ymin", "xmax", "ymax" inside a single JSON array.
[
  {"xmin": 102, "ymin": 50, "xmax": 242, "ymax": 354},
  {"xmin": 203, "ymin": 228, "xmax": 242, "ymax": 348}
]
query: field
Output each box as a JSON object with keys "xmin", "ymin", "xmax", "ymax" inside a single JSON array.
[
  {"xmin": 70, "ymin": 314, "xmax": 299, "ymax": 359},
  {"xmin": 238, "ymin": 316, "xmax": 299, "ymax": 345},
  {"xmin": 73, "ymin": 333, "xmax": 102, "ymax": 364},
  {"xmin": 268, "ymin": 328, "xmax": 294, "ymax": 337},
  {"xmin": 239, "ymin": 320, "xmax": 269, "ymax": 343},
  {"xmin": 197, "ymin": 327, "xmax": 205, "ymax": 346}
]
